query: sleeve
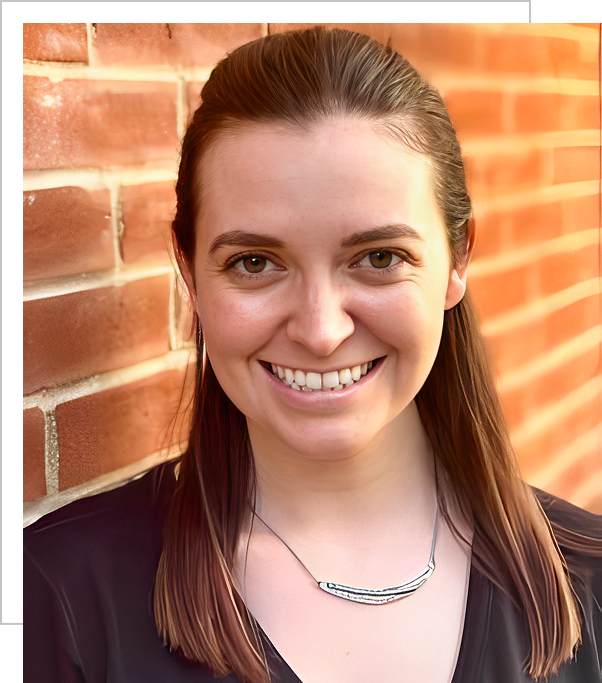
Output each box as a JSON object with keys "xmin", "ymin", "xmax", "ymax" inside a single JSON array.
[{"xmin": 24, "ymin": 547, "xmax": 85, "ymax": 683}]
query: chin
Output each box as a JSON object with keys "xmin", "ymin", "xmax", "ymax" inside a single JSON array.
[{"xmin": 271, "ymin": 418, "xmax": 385, "ymax": 461}]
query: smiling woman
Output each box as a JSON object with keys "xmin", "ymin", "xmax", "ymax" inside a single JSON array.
[{"xmin": 24, "ymin": 26, "xmax": 602, "ymax": 683}]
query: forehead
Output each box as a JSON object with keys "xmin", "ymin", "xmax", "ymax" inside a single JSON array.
[{"xmin": 195, "ymin": 118, "xmax": 446, "ymax": 251}]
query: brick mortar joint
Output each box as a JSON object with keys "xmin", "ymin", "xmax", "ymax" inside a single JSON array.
[
  {"xmin": 23, "ymin": 263, "xmax": 176, "ymax": 302},
  {"xmin": 23, "ymin": 60, "xmax": 214, "ymax": 83},
  {"xmin": 23, "ymin": 347, "xmax": 196, "ymax": 411}
]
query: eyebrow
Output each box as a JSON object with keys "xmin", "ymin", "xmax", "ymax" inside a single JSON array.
[
  {"xmin": 208, "ymin": 230, "xmax": 286, "ymax": 255},
  {"xmin": 208, "ymin": 223, "xmax": 424, "ymax": 256},
  {"xmin": 341, "ymin": 224, "xmax": 424, "ymax": 248}
]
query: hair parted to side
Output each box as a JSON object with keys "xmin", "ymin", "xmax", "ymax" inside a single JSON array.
[{"xmin": 154, "ymin": 27, "xmax": 597, "ymax": 682}]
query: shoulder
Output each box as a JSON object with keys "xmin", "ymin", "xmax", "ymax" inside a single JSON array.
[
  {"xmin": 532, "ymin": 488, "xmax": 602, "ymax": 566},
  {"xmin": 532, "ymin": 488, "xmax": 602, "ymax": 634},
  {"xmin": 533, "ymin": 487, "xmax": 602, "ymax": 539},
  {"xmin": 24, "ymin": 460, "xmax": 177, "ymax": 580},
  {"xmin": 532, "ymin": 487, "xmax": 602, "ymax": 572}
]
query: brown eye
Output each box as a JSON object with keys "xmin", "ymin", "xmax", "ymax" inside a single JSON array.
[
  {"xmin": 369, "ymin": 251, "xmax": 393, "ymax": 268},
  {"xmin": 242, "ymin": 256, "xmax": 267, "ymax": 273},
  {"xmin": 357, "ymin": 251, "xmax": 402, "ymax": 270}
]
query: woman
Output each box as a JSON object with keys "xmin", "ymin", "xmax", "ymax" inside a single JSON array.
[{"xmin": 24, "ymin": 27, "xmax": 601, "ymax": 683}]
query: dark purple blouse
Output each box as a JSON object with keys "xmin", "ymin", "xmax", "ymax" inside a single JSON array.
[{"xmin": 24, "ymin": 462, "xmax": 602, "ymax": 682}]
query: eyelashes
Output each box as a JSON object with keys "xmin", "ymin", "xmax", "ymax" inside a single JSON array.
[
  {"xmin": 224, "ymin": 250, "xmax": 283, "ymax": 280},
  {"xmin": 223, "ymin": 248, "xmax": 414, "ymax": 280},
  {"xmin": 352, "ymin": 248, "xmax": 415, "ymax": 273}
]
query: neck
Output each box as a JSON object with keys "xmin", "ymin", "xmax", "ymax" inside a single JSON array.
[{"xmin": 248, "ymin": 401, "xmax": 437, "ymax": 536}]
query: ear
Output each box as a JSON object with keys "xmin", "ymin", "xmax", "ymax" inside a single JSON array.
[
  {"xmin": 444, "ymin": 218, "xmax": 475, "ymax": 310},
  {"xmin": 444, "ymin": 263, "xmax": 468, "ymax": 310}
]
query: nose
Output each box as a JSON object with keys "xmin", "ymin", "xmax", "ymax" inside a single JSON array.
[{"xmin": 285, "ymin": 279, "xmax": 355, "ymax": 357}]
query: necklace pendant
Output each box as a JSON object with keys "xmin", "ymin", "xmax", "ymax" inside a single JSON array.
[{"xmin": 317, "ymin": 559, "xmax": 435, "ymax": 605}]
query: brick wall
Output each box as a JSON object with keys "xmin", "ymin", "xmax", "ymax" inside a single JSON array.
[{"xmin": 23, "ymin": 23, "xmax": 602, "ymax": 514}]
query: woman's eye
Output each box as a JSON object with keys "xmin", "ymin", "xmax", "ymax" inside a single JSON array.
[
  {"xmin": 358, "ymin": 251, "xmax": 402, "ymax": 269},
  {"xmin": 232, "ymin": 255, "xmax": 278, "ymax": 275}
]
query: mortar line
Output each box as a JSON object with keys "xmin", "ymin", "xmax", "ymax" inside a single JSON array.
[
  {"xmin": 109, "ymin": 184, "xmax": 124, "ymax": 270},
  {"xmin": 23, "ymin": 61, "xmax": 214, "ymax": 83},
  {"xmin": 469, "ymin": 228, "xmax": 600, "ymax": 278},
  {"xmin": 498, "ymin": 325, "xmax": 602, "ymax": 393},
  {"xmin": 24, "ymin": 445, "xmax": 185, "ymax": 528},
  {"xmin": 436, "ymin": 76, "xmax": 598, "ymax": 97},
  {"xmin": 510, "ymin": 376, "xmax": 601, "ymax": 448},
  {"xmin": 474, "ymin": 179, "xmax": 598, "ymax": 217},
  {"xmin": 44, "ymin": 409, "xmax": 60, "ymax": 495},
  {"xmin": 23, "ymin": 348, "xmax": 196, "ymax": 411},
  {"xmin": 23, "ymin": 165, "xmax": 177, "ymax": 192},
  {"xmin": 570, "ymin": 470, "xmax": 602, "ymax": 509},
  {"xmin": 176, "ymin": 77, "xmax": 188, "ymax": 140},
  {"xmin": 85, "ymin": 23, "xmax": 96, "ymax": 67},
  {"xmin": 23, "ymin": 264, "xmax": 174, "ymax": 302},
  {"xmin": 461, "ymin": 129, "xmax": 599, "ymax": 156},
  {"xmin": 482, "ymin": 278, "xmax": 600, "ymax": 337},
  {"xmin": 524, "ymin": 426, "xmax": 600, "ymax": 490}
]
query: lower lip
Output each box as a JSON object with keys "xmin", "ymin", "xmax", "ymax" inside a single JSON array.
[{"xmin": 261, "ymin": 359, "xmax": 384, "ymax": 409}]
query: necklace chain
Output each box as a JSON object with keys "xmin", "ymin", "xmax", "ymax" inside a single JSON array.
[{"xmin": 253, "ymin": 508, "xmax": 438, "ymax": 605}]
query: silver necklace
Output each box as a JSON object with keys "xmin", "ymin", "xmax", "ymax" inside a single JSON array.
[{"xmin": 253, "ymin": 510, "xmax": 438, "ymax": 605}]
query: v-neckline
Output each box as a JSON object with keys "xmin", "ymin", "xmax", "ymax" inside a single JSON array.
[{"xmin": 259, "ymin": 563, "xmax": 490, "ymax": 683}]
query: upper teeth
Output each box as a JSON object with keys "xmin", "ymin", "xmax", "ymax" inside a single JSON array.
[{"xmin": 270, "ymin": 361, "xmax": 373, "ymax": 391}]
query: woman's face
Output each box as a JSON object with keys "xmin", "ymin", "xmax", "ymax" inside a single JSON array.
[{"xmin": 192, "ymin": 119, "xmax": 467, "ymax": 460}]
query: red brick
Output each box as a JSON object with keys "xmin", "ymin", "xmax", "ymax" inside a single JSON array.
[
  {"xmin": 93, "ymin": 23, "xmax": 264, "ymax": 67},
  {"xmin": 23, "ymin": 77, "xmax": 178, "ymax": 170},
  {"xmin": 553, "ymin": 146, "xmax": 600, "ymax": 184},
  {"xmin": 56, "ymin": 368, "xmax": 190, "ymax": 489},
  {"xmin": 536, "ymin": 243, "xmax": 599, "ymax": 298},
  {"xmin": 471, "ymin": 266, "xmax": 531, "ymax": 320},
  {"xmin": 514, "ymin": 94, "xmax": 598, "ymax": 133},
  {"xmin": 581, "ymin": 491, "xmax": 602, "ymax": 515},
  {"xmin": 500, "ymin": 345, "xmax": 599, "ymax": 429},
  {"xmin": 121, "ymin": 182, "xmax": 175, "ymax": 265},
  {"xmin": 513, "ymin": 397, "xmax": 599, "ymax": 475},
  {"xmin": 560, "ymin": 449, "xmax": 602, "ymax": 514},
  {"xmin": 23, "ymin": 276, "xmax": 171, "ymax": 395},
  {"xmin": 560, "ymin": 194, "xmax": 599, "ymax": 233},
  {"xmin": 23, "ymin": 408, "xmax": 46, "ymax": 501},
  {"xmin": 23, "ymin": 23, "xmax": 88, "ymax": 63},
  {"xmin": 482, "ymin": 35, "xmax": 595, "ymax": 80},
  {"xmin": 24, "ymin": 187, "xmax": 114, "ymax": 281},
  {"xmin": 445, "ymin": 91, "xmax": 505, "ymax": 136},
  {"xmin": 484, "ymin": 294, "xmax": 599, "ymax": 374},
  {"xmin": 474, "ymin": 241, "xmax": 599, "ymax": 321},
  {"xmin": 470, "ymin": 149, "xmax": 547, "ymax": 199},
  {"xmin": 529, "ymin": 445, "xmax": 601, "ymax": 509},
  {"xmin": 389, "ymin": 24, "xmax": 481, "ymax": 74},
  {"xmin": 495, "ymin": 196, "xmax": 597, "ymax": 252},
  {"xmin": 546, "ymin": 294, "xmax": 600, "ymax": 349},
  {"xmin": 510, "ymin": 202, "xmax": 564, "ymax": 245},
  {"xmin": 471, "ymin": 213, "xmax": 512, "ymax": 259}
]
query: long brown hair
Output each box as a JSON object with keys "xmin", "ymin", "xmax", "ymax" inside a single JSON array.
[{"xmin": 154, "ymin": 27, "xmax": 593, "ymax": 681}]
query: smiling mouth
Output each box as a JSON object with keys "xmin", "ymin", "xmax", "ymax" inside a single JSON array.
[{"xmin": 263, "ymin": 358, "xmax": 382, "ymax": 392}]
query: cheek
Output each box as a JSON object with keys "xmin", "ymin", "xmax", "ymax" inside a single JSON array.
[
  {"xmin": 196, "ymin": 288, "xmax": 279, "ymax": 357},
  {"xmin": 356, "ymin": 284, "xmax": 446, "ymax": 348}
]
